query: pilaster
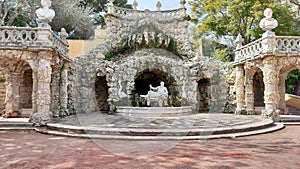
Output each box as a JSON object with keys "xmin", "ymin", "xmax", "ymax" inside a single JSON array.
[
  {"xmin": 262, "ymin": 58, "xmax": 281, "ymax": 121},
  {"xmin": 29, "ymin": 56, "xmax": 52, "ymax": 125},
  {"xmin": 3, "ymin": 73, "xmax": 21, "ymax": 117},
  {"xmin": 235, "ymin": 65, "xmax": 245, "ymax": 114}
]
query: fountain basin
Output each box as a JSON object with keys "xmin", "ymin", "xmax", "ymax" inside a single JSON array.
[{"xmin": 116, "ymin": 106, "xmax": 192, "ymax": 117}]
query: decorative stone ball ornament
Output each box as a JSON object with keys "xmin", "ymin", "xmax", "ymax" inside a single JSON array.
[{"xmin": 109, "ymin": 0, "xmax": 115, "ymax": 5}]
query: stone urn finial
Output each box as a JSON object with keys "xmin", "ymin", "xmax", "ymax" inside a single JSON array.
[
  {"xmin": 36, "ymin": 0, "xmax": 55, "ymax": 28},
  {"xmin": 132, "ymin": 0, "xmax": 138, "ymax": 10},
  {"xmin": 235, "ymin": 34, "xmax": 244, "ymax": 49},
  {"xmin": 180, "ymin": 0, "xmax": 186, "ymax": 8},
  {"xmin": 59, "ymin": 28, "xmax": 68, "ymax": 41},
  {"xmin": 156, "ymin": 1, "xmax": 162, "ymax": 11},
  {"xmin": 109, "ymin": 0, "xmax": 115, "ymax": 6},
  {"xmin": 259, "ymin": 8, "xmax": 278, "ymax": 36}
]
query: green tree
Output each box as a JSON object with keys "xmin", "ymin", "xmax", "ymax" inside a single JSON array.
[
  {"xmin": 50, "ymin": 0, "xmax": 94, "ymax": 39},
  {"xmin": 79, "ymin": 0, "xmax": 132, "ymax": 26},
  {"xmin": 286, "ymin": 70, "xmax": 300, "ymax": 95},
  {"xmin": 190, "ymin": 0, "xmax": 300, "ymax": 44},
  {"xmin": 0, "ymin": 0, "xmax": 37, "ymax": 26}
]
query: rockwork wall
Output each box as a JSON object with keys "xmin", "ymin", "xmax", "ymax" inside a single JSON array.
[{"xmin": 0, "ymin": 68, "xmax": 5, "ymax": 112}]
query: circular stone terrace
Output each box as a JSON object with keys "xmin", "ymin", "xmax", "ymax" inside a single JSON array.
[{"xmin": 33, "ymin": 113, "xmax": 284, "ymax": 140}]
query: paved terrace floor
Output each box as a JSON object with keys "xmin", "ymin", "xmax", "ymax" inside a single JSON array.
[
  {"xmin": 51, "ymin": 113, "xmax": 263, "ymax": 129},
  {"xmin": 0, "ymin": 126, "xmax": 299, "ymax": 169}
]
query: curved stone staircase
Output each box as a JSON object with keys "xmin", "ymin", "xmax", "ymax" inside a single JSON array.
[{"xmin": 32, "ymin": 113, "xmax": 284, "ymax": 140}]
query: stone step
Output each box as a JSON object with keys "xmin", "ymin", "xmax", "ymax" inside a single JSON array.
[
  {"xmin": 35, "ymin": 123, "xmax": 284, "ymax": 140},
  {"xmin": 280, "ymin": 115, "xmax": 300, "ymax": 122},
  {"xmin": 280, "ymin": 122, "xmax": 300, "ymax": 125},
  {"xmin": 0, "ymin": 122, "xmax": 32, "ymax": 127},
  {"xmin": 254, "ymin": 107, "xmax": 264, "ymax": 115},
  {"xmin": 20, "ymin": 109, "xmax": 33, "ymax": 118},
  {"xmin": 38, "ymin": 119, "xmax": 275, "ymax": 138},
  {"xmin": 0, "ymin": 126, "xmax": 34, "ymax": 131}
]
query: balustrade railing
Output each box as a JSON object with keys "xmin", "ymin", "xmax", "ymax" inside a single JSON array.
[
  {"xmin": 0, "ymin": 27, "xmax": 69, "ymax": 59},
  {"xmin": 109, "ymin": 6, "xmax": 186, "ymax": 20},
  {"xmin": 0, "ymin": 27, "xmax": 38, "ymax": 44},
  {"xmin": 275, "ymin": 36, "xmax": 300, "ymax": 53},
  {"xmin": 234, "ymin": 36, "xmax": 300, "ymax": 65},
  {"xmin": 234, "ymin": 37, "xmax": 264, "ymax": 63}
]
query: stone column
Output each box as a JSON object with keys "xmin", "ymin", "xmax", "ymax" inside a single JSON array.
[
  {"xmin": 244, "ymin": 74, "xmax": 255, "ymax": 115},
  {"xmin": 50, "ymin": 65, "xmax": 60, "ymax": 116},
  {"xmin": 262, "ymin": 58, "xmax": 280, "ymax": 121},
  {"xmin": 59, "ymin": 62, "xmax": 69, "ymax": 115},
  {"xmin": 235, "ymin": 65, "xmax": 245, "ymax": 114},
  {"xmin": 278, "ymin": 73, "xmax": 288, "ymax": 114},
  {"xmin": 29, "ymin": 58, "xmax": 52, "ymax": 125},
  {"xmin": 3, "ymin": 73, "xmax": 21, "ymax": 117}
]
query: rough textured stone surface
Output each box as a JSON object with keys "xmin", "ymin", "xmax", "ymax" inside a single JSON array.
[
  {"xmin": 0, "ymin": 26, "xmax": 70, "ymax": 125},
  {"xmin": 0, "ymin": 68, "xmax": 5, "ymax": 113},
  {"xmin": 70, "ymin": 4, "xmax": 232, "ymax": 115},
  {"xmin": 234, "ymin": 30, "xmax": 300, "ymax": 120}
]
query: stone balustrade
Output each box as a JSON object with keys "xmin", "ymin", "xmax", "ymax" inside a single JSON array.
[
  {"xmin": 108, "ymin": 6, "xmax": 186, "ymax": 20},
  {"xmin": 275, "ymin": 36, "xmax": 300, "ymax": 54},
  {"xmin": 234, "ymin": 36, "xmax": 300, "ymax": 65},
  {"xmin": 0, "ymin": 27, "xmax": 70, "ymax": 60}
]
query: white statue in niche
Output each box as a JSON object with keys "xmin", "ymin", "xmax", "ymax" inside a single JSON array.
[
  {"xmin": 141, "ymin": 81, "xmax": 168, "ymax": 107},
  {"xmin": 36, "ymin": 0, "xmax": 55, "ymax": 28},
  {"xmin": 259, "ymin": 8, "xmax": 278, "ymax": 36}
]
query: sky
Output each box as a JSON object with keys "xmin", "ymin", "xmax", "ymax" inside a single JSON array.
[{"xmin": 127, "ymin": 0, "xmax": 191, "ymax": 11}]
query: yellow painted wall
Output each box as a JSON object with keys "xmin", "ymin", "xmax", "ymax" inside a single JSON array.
[{"xmin": 67, "ymin": 29, "xmax": 106, "ymax": 59}]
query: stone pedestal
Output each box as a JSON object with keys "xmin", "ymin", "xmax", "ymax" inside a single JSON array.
[{"xmin": 37, "ymin": 29, "xmax": 52, "ymax": 46}]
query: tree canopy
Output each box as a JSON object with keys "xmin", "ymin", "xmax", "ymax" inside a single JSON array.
[
  {"xmin": 190, "ymin": 0, "xmax": 300, "ymax": 44},
  {"xmin": 0, "ymin": 0, "xmax": 37, "ymax": 27},
  {"xmin": 79, "ymin": 0, "xmax": 132, "ymax": 26},
  {"xmin": 51, "ymin": 0, "xmax": 94, "ymax": 39},
  {"xmin": 1, "ymin": 0, "xmax": 132, "ymax": 39}
]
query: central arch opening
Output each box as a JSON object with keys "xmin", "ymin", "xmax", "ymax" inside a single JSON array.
[{"xmin": 134, "ymin": 69, "xmax": 179, "ymax": 106}]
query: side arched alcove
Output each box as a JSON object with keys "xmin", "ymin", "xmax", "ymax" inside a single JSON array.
[
  {"xmin": 71, "ymin": 59, "xmax": 107, "ymax": 114},
  {"xmin": 278, "ymin": 57, "xmax": 300, "ymax": 114},
  {"xmin": 0, "ymin": 57, "xmax": 34, "ymax": 118},
  {"xmin": 95, "ymin": 75, "xmax": 109, "ymax": 112},
  {"xmin": 194, "ymin": 66, "xmax": 228, "ymax": 114},
  {"xmin": 244, "ymin": 63, "xmax": 265, "ymax": 115}
]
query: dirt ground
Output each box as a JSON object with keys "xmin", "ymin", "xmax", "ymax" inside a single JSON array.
[{"xmin": 0, "ymin": 126, "xmax": 299, "ymax": 169}]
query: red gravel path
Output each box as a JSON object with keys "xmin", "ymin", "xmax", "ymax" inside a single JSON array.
[{"xmin": 0, "ymin": 126, "xmax": 299, "ymax": 169}]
